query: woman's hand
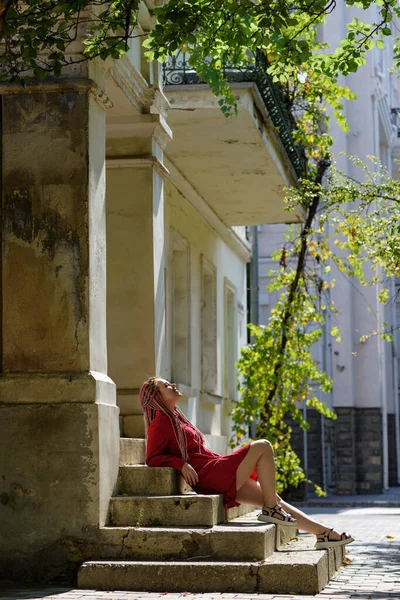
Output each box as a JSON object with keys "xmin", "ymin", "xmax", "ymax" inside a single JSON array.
[{"xmin": 181, "ymin": 462, "xmax": 199, "ymax": 487}]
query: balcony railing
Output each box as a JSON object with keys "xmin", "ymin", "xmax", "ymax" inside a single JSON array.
[{"xmin": 162, "ymin": 51, "xmax": 307, "ymax": 179}]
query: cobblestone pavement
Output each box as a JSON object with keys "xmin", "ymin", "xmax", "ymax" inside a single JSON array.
[{"xmin": 1, "ymin": 507, "xmax": 399, "ymax": 600}]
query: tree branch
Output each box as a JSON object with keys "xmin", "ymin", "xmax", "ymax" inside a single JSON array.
[{"xmin": 260, "ymin": 156, "xmax": 331, "ymax": 424}]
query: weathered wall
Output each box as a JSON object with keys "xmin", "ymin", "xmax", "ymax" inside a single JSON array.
[
  {"xmin": 0, "ymin": 88, "xmax": 119, "ymax": 582},
  {"xmin": 0, "ymin": 402, "xmax": 117, "ymax": 582}
]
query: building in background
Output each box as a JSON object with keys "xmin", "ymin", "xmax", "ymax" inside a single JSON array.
[{"xmin": 256, "ymin": 3, "xmax": 400, "ymax": 496}]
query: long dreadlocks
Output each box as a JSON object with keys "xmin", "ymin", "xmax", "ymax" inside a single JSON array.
[{"xmin": 139, "ymin": 377, "xmax": 205, "ymax": 463}]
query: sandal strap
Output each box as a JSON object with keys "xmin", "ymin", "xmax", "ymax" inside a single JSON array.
[
  {"xmin": 263, "ymin": 503, "xmax": 296, "ymax": 523},
  {"xmin": 317, "ymin": 527, "xmax": 334, "ymax": 542},
  {"xmin": 317, "ymin": 529, "xmax": 351, "ymax": 543}
]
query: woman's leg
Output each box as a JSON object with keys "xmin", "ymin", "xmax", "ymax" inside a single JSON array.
[
  {"xmin": 236, "ymin": 480, "xmax": 350, "ymax": 541},
  {"xmin": 235, "ymin": 478, "xmax": 264, "ymax": 506},
  {"xmin": 235, "ymin": 440, "xmax": 278, "ymax": 507},
  {"xmin": 235, "ymin": 440, "xmax": 295, "ymax": 523},
  {"xmin": 277, "ymin": 495, "xmax": 348, "ymax": 541}
]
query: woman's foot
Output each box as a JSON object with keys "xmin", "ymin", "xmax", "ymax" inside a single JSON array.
[
  {"xmin": 315, "ymin": 527, "xmax": 354, "ymax": 549},
  {"xmin": 258, "ymin": 503, "xmax": 298, "ymax": 528}
]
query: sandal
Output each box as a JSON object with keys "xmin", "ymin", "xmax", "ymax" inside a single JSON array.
[
  {"xmin": 257, "ymin": 503, "xmax": 298, "ymax": 528},
  {"xmin": 315, "ymin": 528, "xmax": 354, "ymax": 549}
]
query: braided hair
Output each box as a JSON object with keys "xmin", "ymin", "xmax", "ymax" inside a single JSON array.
[{"xmin": 139, "ymin": 377, "xmax": 205, "ymax": 463}]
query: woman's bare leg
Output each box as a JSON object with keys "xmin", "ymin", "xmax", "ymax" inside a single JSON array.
[
  {"xmin": 236, "ymin": 480, "xmax": 348, "ymax": 540},
  {"xmin": 278, "ymin": 496, "xmax": 345, "ymax": 540},
  {"xmin": 235, "ymin": 478, "xmax": 264, "ymax": 506},
  {"xmin": 235, "ymin": 440, "xmax": 295, "ymax": 523},
  {"xmin": 235, "ymin": 440, "xmax": 279, "ymax": 507}
]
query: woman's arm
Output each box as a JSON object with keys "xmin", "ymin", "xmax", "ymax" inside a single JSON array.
[{"xmin": 146, "ymin": 418, "xmax": 186, "ymax": 471}]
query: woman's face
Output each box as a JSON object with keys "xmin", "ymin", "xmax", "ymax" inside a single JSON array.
[{"xmin": 157, "ymin": 379, "xmax": 182, "ymax": 409}]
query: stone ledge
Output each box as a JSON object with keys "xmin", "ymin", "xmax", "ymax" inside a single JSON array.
[
  {"xmin": 119, "ymin": 465, "xmax": 191, "ymax": 496},
  {"xmin": 78, "ymin": 551, "xmax": 330, "ymax": 594},
  {"xmin": 95, "ymin": 522, "xmax": 275, "ymax": 561},
  {"xmin": 109, "ymin": 494, "xmax": 221, "ymax": 528}
]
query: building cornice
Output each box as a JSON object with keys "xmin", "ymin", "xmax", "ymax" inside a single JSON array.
[
  {"xmin": 107, "ymin": 54, "xmax": 169, "ymax": 117},
  {"xmin": 107, "ymin": 55, "xmax": 153, "ymax": 113}
]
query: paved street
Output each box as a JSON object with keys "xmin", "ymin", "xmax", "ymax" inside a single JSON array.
[{"xmin": 1, "ymin": 506, "xmax": 399, "ymax": 600}]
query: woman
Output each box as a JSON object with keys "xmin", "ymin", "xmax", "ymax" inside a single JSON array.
[{"xmin": 140, "ymin": 376, "xmax": 354, "ymax": 550}]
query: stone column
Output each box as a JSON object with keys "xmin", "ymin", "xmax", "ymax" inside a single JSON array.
[
  {"xmin": 0, "ymin": 82, "xmax": 119, "ymax": 580},
  {"xmin": 106, "ymin": 114, "xmax": 171, "ymax": 438}
]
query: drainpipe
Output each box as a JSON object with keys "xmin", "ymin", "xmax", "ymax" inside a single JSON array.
[
  {"xmin": 248, "ymin": 226, "xmax": 259, "ymax": 439},
  {"xmin": 390, "ymin": 278, "xmax": 400, "ymax": 484},
  {"xmin": 373, "ymin": 95, "xmax": 389, "ymax": 491},
  {"xmin": 377, "ymin": 278, "xmax": 390, "ymax": 491},
  {"xmin": 249, "ymin": 226, "xmax": 260, "ymax": 331},
  {"xmin": 322, "ymin": 260, "xmax": 334, "ymax": 491}
]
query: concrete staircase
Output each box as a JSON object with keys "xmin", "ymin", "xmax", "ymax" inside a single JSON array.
[{"xmin": 78, "ymin": 438, "xmax": 346, "ymax": 595}]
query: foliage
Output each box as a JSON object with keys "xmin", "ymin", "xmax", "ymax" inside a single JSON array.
[
  {"xmin": 1, "ymin": 0, "xmax": 400, "ymax": 92},
  {"xmin": 232, "ymin": 154, "xmax": 400, "ymax": 495},
  {"xmin": 145, "ymin": 0, "xmax": 400, "ymax": 114},
  {"xmin": 0, "ymin": 1, "xmax": 141, "ymax": 80},
  {"xmin": 226, "ymin": 26, "xmax": 400, "ymax": 496}
]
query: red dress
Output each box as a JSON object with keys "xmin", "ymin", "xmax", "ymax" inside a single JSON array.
[{"xmin": 146, "ymin": 411, "xmax": 257, "ymax": 508}]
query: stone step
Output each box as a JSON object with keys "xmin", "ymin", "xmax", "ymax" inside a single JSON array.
[
  {"xmin": 119, "ymin": 465, "xmax": 192, "ymax": 496},
  {"xmin": 226, "ymin": 502, "xmax": 257, "ymax": 521},
  {"xmin": 109, "ymin": 494, "xmax": 222, "ymax": 527},
  {"xmin": 78, "ymin": 547, "xmax": 332, "ymax": 594},
  {"xmin": 281, "ymin": 531, "xmax": 346, "ymax": 579},
  {"xmin": 119, "ymin": 438, "xmax": 145, "ymax": 466},
  {"xmin": 231, "ymin": 510, "xmax": 294, "ymax": 550},
  {"xmin": 94, "ymin": 521, "xmax": 276, "ymax": 562},
  {"xmin": 123, "ymin": 415, "xmax": 145, "ymax": 438}
]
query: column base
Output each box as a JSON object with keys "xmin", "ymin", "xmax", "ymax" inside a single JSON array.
[{"xmin": 0, "ymin": 377, "xmax": 119, "ymax": 583}]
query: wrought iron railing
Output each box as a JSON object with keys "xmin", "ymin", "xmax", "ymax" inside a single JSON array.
[{"xmin": 162, "ymin": 51, "xmax": 307, "ymax": 178}]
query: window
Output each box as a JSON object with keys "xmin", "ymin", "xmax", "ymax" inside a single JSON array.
[
  {"xmin": 171, "ymin": 231, "xmax": 191, "ymax": 386},
  {"xmin": 224, "ymin": 278, "xmax": 237, "ymax": 400},
  {"xmin": 201, "ymin": 257, "xmax": 217, "ymax": 393}
]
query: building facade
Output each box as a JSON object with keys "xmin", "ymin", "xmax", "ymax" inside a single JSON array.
[{"xmin": 0, "ymin": 2, "xmax": 303, "ymax": 581}]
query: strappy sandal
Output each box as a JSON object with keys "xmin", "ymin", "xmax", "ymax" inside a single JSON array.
[
  {"xmin": 315, "ymin": 528, "xmax": 355, "ymax": 549},
  {"xmin": 257, "ymin": 503, "xmax": 298, "ymax": 527}
]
